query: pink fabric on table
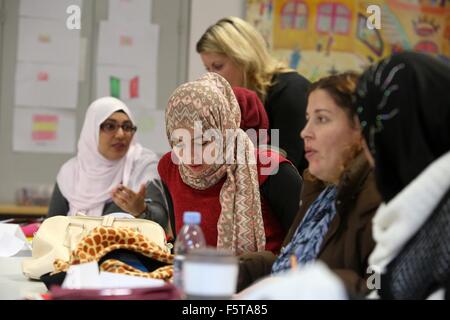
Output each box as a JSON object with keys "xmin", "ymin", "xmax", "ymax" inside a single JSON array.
[{"xmin": 21, "ymin": 223, "xmax": 41, "ymax": 237}]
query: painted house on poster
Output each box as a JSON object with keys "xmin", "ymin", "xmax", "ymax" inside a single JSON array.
[{"xmin": 272, "ymin": 0, "xmax": 449, "ymax": 61}]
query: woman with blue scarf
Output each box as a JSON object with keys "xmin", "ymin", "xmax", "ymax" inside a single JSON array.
[{"xmin": 238, "ymin": 73, "xmax": 382, "ymax": 296}]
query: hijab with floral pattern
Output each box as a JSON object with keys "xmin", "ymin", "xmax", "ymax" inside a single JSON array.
[{"xmin": 165, "ymin": 72, "xmax": 266, "ymax": 254}]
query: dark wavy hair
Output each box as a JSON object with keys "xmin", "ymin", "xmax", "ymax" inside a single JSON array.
[{"xmin": 308, "ymin": 72, "xmax": 360, "ymax": 127}]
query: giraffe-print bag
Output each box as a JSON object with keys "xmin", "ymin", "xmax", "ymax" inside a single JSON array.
[
  {"xmin": 53, "ymin": 226, "xmax": 173, "ymax": 281},
  {"xmin": 22, "ymin": 215, "xmax": 171, "ymax": 280}
]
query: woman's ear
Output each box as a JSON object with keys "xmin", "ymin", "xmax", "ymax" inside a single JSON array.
[
  {"xmin": 353, "ymin": 114, "xmax": 362, "ymax": 131},
  {"xmin": 362, "ymin": 139, "xmax": 375, "ymax": 168},
  {"xmin": 351, "ymin": 115, "xmax": 364, "ymax": 148}
]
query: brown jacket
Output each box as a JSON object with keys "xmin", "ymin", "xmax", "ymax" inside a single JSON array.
[{"xmin": 238, "ymin": 152, "xmax": 382, "ymax": 296}]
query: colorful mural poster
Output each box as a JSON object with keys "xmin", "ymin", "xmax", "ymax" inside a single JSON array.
[{"xmin": 246, "ymin": 0, "xmax": 450, "ymax": 82}]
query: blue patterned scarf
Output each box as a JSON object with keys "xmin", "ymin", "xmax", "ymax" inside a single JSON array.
[{"xmin": 272, "ymin": 185, "xmax": 338, "ymax": 274}]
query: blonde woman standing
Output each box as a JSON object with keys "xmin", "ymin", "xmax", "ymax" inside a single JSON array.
[{"xmin": 197, "ymin": 16, "xmax": 310, "ymax": 173}]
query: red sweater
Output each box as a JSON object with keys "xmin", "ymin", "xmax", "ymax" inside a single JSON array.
[{"xmin": 158, "ymin": 150, "xmax": 287, "ymax": 254}]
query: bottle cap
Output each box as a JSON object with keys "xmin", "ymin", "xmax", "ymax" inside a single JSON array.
[{"xmin": 183, "ymin": 211, "xmax": 201, "ymax": 225}]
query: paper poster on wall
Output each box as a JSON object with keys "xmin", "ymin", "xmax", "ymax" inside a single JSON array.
[
  {"xmin": 108, "ymin": 0, "xmax": 152, "ymax": 23},
  {"xmin": 133, "ymin": 109, "xmax": 169, "ymax": 154},
  {"xmin": 15, "ymin": 62, "xmax": 78, "ymax": 108},
  {"xmin": 17, "ymin": 17, "xmax": 80, "ymax": 65},
  {"xmin": 78, "ymin": 37, "xmax": 88, "ymax": 82},
  {"xmin": 97, "ymin": 65, "xmax": 156, "ymax": 109},
  {"xmin": 20, "ymin": 0, "xmax": 83, "ymax": 20},
  {"xmin": 13, "ymin": 107, "xmax": 76, "ymax": 154},
  {"xmin": 246, "ymin": 0, "xmax": 450, "ymax": 82},
  {"xmin": 97, "ymin": 21, "xmax": 159, "ymax": 68}
]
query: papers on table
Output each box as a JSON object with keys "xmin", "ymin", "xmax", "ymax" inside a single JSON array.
[
  {"xmin": 0, "ymin": 224, "xmax": 31, "ymax": 258},
  {"xmin": 62, "ymin": 262, "xmax": 164, "ymax": 289}
]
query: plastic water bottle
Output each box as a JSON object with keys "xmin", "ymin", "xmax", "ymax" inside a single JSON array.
[{"xmin": 173, "ymin": 211, "xmax": 206, "ymax": 292}]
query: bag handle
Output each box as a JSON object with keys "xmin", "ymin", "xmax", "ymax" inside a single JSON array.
[
  {"xmin": 63, "ymin": 222, "xmax": 86, "ymax": 250},
  {"xmin": 102, "ymin": 215, "xmax": 115, "ymax": 227}
]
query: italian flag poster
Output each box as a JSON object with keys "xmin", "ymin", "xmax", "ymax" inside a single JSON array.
[{"xmin": 96, "ymin": 65, "xmax": 155, "ymax": 110}]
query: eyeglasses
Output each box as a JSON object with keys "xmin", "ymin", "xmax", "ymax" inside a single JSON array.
[{"xmin": 100, "ymin": 121, "xmax": 137, "ymax": 134}]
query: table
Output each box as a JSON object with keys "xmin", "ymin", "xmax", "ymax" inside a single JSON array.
[
  {"xmin": 0, "ymin": 255, "xmax": 47, "ymax": 300},
  {"xmin": 0, "ymin": 205, "xmax": 47, "ymax": 219}
]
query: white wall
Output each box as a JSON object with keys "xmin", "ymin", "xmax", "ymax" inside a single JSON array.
[{"xmin": 188, "ymin": 0, "xmax": 244, "ymax": 81}]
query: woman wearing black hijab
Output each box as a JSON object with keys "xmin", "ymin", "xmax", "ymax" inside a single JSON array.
[{"xmin": 355, "ymin": 51, "xmax": 450, "ymax": 299}]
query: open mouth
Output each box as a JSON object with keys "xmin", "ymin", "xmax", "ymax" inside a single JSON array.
[
  {"xmin": 112, "ymin": 143, "xmax": 126, "ymax": 150},
  {"xmin": 305, "ymin": 147, "xmax": 317, "ymax": 160}
]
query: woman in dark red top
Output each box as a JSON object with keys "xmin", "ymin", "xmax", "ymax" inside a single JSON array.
[{"xmin": 159, "ymin": 73, "xmax": 301, "ymax": 255}]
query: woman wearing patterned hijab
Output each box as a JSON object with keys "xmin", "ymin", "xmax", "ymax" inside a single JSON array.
[
  {"xmin": 158, "ymin": 73, "xmax": 302, "ymax": 255},
  {"xmin": 356, "ymin": 51, "xmax": 450, "ymax": 299}
]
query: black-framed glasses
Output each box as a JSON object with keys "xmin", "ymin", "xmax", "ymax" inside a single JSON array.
[{"xmin": 100, "ymin": 121, "xmax": 137, "ymax": 134}]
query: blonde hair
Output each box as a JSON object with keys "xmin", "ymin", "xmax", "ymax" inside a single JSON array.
[{"xmin": 196, "ymin": 16, "xmax": 292, "ymax": 102}]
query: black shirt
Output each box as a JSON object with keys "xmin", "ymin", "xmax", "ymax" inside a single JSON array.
[{"xmin": 265, "ymin": 72, "xmax": 310, "ymax": 174}]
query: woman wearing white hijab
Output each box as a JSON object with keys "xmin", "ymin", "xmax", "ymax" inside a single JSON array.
[{"xmin": 48, "ymin": 97, "xmax": 167, "ymax": 226}]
